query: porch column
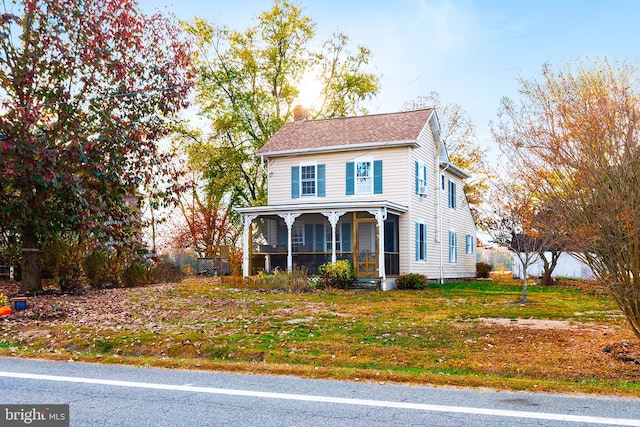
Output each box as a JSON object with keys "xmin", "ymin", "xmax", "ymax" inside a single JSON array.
[
  {"xmin": 278, "ymin": 212, "xmax": 300, "ymax": 272},
  {"xmin": 321, "ymin": 211, "xmax": 346, "ymax": 264},
  {"xmin": 369, "ymin": 207, "xmax": 388, "ymax": 290},
  {"xmin": 242, "ymin": 214, "xmax": 257, "ymax": 277}
]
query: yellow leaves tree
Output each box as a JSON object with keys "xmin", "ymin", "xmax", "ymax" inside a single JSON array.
[
  {"xmin": 403, "ymin": 91, "xmax": 492, "ymax": 218},
  {"xmin": 493, "ymin": 58, "xmax": 640, "ymax": 339}
]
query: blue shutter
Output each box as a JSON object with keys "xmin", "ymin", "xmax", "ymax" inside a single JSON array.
[
  {"xmin": 317, "ymin": 164, "xmax": 326, "ymax": 197},
  {"xmin": 341, "ymin": 222, "xmax": 351, "ymax": 252},
  {"xmin": 304, "ymin": 224, "xmax": 313, "ymax": 250},
  {"xmin": 451, "ymin": 182, "xmax": 457, "ymax": 209},
  {"xmin": 345, "ymin": 162, "xmax": 354, "ymax": 195},
  {"xmin": 423, "ymin": 165, "xmax": 427, "ymax": 186},
  {"xmin": 423, "ymin": 224, "xmax": 427, "ymax": 260},
  {"xmin": 374, "ymin": 160, "xmax": 383, "ymax": 194},
  {"xmin": 277, "ymin": 224, "xmax": 287, "ymax": 246},
  {"xmin": 415, "ymin": 223, "xmax": 420, "ymax": 261},
  {"xmin": 315, "ymin": 224, "xmax": 324, "ymax": 252},
  {"xmin": 415, "ymin": 161, "xmax": 419, "ymax": 194},
  {"xmin": 291, "ymin": 166, "xmax": 299, "ymax": 199}
]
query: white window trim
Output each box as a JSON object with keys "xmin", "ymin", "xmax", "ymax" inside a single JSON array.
[
  {"xmin": 466, "ymin": 234, "xmax": 475, "ymax": 255},
  {"xmin": 299, "ymin": 161, "xmax": 318, "ymax": 198},
  {"xmin": 354, "ymin": 156, "xmax": 374, "ymax": 195},
  {"xmin": 448, "ymin": 179, "xmax": 457, "ymax": 209},
  {"xmin": 418, "ymin": 163, "xmax": 428, "ymax": 196},
  {"xmin": 417, "ymin": 222, "xmax": 427, "ymax": 262},
  {"xmin": 449, "ymin": 230, "xmax": 458, "ymax": 264}
]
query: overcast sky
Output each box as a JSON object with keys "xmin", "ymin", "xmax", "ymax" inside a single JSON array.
[{"xmin": 138, "ymin": 0, "xmax": 640, "ymax": 162}]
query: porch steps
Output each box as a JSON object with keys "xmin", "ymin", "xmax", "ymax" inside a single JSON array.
[{"xmin": 350, "ymin": 277, "xmax": 381, "ymax": 291}]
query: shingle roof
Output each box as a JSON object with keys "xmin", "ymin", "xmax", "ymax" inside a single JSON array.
[{"xmin": 258, "ymin": 108, "xmax": 434, "ymax": 156}]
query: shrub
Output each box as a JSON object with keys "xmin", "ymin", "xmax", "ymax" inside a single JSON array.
[
  {"xmin": 151, "ymin": 256, "xmax": 185, "ymax": 284},
  {"xmin": 121, "ymin": 258, "xmax": 151, "ymax": 288},
  {"xmin": 395, "ymin": 273, "xmax": 429, "ymax": 290},
  {"xmin": 476, "ymin": 262, "xmax": 492, "ymax": 278},
  {"xmin": 84, "ymin": 248, "xmax": 119, "ymax": 288},
  {"xmin": 318, "ymin": 260, "xmax": 354, "ymax": 289},
  {"xmin": 41, "ymin": 238, "xmax": 87, "ymax": 294},
  {"xmin": 243, "ymin": 267, "xmax": 313, "ymax": 292}
]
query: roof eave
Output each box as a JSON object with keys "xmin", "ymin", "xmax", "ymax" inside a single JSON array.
[
  {"xmin": 236, "ymin": 200, "xmax": 409, "ymax": 216},
  {"xmin": 258, "ymin": 139, "xmax": 418, "ymax": 158},
  {"xmin": 440, "ymin": 161, "xmax": 471, "ymax": 179}
]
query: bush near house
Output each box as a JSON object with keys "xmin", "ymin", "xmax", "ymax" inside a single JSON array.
[
  {"xmin": 240, "ymin": 267, "xmax": 313, "ymax": 292},
  {"xmin": 318, "ymin": 260, "xmax": 354, "ymax": 289},
  {"xmin": 476, "ymin": 262, "xmax": 492, "ymax": 278},
  {"xmin": 395, "ymin": 273, "xmax": 429, "ymax": 290}
]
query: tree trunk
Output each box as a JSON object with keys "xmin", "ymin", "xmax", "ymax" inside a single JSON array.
[
  {"xmin": 541, "ymin": 269, "xmax": 554, "ymax": 287},
  {"xmin": 521, "ymin": 276, "xmax": 528, "ymax": 304},
  {"xmin": 540, "ymin": 250, "xmax": 560, "ymax": 286},
  {"xmin": 19, "ymin": 223, "xmax": 43, "ymax": 294}
]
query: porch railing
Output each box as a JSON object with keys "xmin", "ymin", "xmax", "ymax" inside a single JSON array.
[{"xmin": 251, "ymin": 249, "xmax": 399, "ymax": 276}]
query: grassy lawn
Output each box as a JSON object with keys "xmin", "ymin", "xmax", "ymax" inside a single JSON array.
[{"xmin": 1, "ymin": 276, "xmax": 639, "ymax": 396}]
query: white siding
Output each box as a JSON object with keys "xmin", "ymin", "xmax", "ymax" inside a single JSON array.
[
  {"xmin": 403, "ymin": 123, "xmax": 477, "ymax": 280},
  {"xmin": 267, "ymin": 146, "xmax": 412, "ymax": 206},
  {"xmin": 262, "ymin": 117, "xmax": 477, "ymax": 282}
]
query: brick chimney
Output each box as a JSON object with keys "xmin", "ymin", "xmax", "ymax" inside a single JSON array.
[{"xmin": 293, "ymin": 104, "xmax": 308, "ymax": 122}]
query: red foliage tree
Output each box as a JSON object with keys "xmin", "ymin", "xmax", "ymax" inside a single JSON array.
[{"xmin": 0, "ymin": 0, "xmax": 194, "ymax": 292}]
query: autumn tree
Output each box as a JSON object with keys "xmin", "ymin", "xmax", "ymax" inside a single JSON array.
[
  {"xmin": 493, "ymin": 58, "xmax": 640, "ymax": 338},
  {"xmin": 482, "ymin": 178, "xmax": 546, "ymax": 303},
  {"xmin": 164, "ymin": 167, "xmax": 241, "ymax": 258},
  {"xmin": 0, "ymin": 0, "xmax": 193, "ymax": 293},
  {"xmin": 403, "ymin": 91, "xmax": 492, "ymax": 217},
  {"xmin": 180, "ymin": 0, "xmax": 380, "ymax": 209}
]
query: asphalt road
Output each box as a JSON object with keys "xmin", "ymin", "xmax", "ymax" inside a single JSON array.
[{"xmin": 0, "ymin": 358, "xmax": 639, "ymax": 426}]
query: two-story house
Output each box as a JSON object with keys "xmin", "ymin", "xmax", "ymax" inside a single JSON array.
[{"xmin": 236, "ymin": 108, "xmax": 477, "ymax": 290}]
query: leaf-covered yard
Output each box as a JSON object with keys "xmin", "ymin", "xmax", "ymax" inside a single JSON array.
[{"xmin": 1, "ymin": 277, "xmax": 639, "ymax": 396}]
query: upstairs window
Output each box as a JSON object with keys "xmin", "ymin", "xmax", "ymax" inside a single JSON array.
[
  {"xmin": 346, "ymin": 159, "xmax": 382, "ymax": 195},
  {"xmin": 415, "ymin": 162, "xmax": 427, "ymax": 196},
  {"xmin": 301, "ymin": 165, "xmax": 316, "ymax": 196},
  {"xmin": 292, "ymin": 164, "xmax": 325, "ymax": 199},
  {"xmin": 447, "ymin": 179, "xmax": 457, "ymax": 209},
  {"xmin": 356, "ymin": 160, "xmax": 372, "ymax": 194}
]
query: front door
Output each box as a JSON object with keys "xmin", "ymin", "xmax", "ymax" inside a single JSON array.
[{"xmin": 355, "ymin": 219, "xmax": 378, "ymax": 277}]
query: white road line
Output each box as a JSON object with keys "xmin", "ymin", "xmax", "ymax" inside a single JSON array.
[{"xmin": 1, "ymin": 371, "xmax": 638, "ymax": 426}]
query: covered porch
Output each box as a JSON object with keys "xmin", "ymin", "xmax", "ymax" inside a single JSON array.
[{"xmin": 236, "ymin": 201, "xmax": 407, "ymax": 291}]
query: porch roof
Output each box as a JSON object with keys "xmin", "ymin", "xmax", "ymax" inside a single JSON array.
[{"xmin": 236, "ymin": 200, "xmax": 408, "ymax": 217}]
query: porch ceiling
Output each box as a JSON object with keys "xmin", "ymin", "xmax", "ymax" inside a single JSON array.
[{"xmin": 236, "ymin": 200, "xmax": 408, "ymax": 217}]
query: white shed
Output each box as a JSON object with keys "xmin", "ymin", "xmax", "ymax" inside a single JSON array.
[{"xmin": 512, "ymin": 251, "xmax": 595, "ymax": 280}]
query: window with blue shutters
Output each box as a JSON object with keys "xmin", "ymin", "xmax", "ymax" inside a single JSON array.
[
  {"xmin": 415, "ymin": 161, "xmax": 427, "ymax": 195},
  {"xmin": 466, "ymin": 234, "xmax": 475, "ymax": 254},
  {"xmin": 292, "ymin": 163, "xmax": 325, "ymax": 198},
  {"xmin": 347, "ymin": 158, "xmax": 382, "ymax": 195}
]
